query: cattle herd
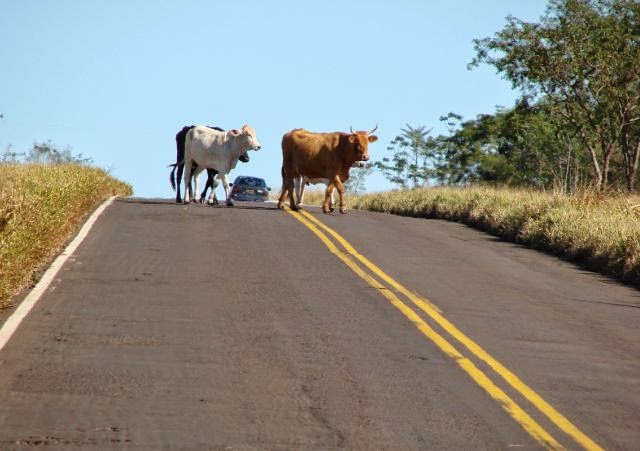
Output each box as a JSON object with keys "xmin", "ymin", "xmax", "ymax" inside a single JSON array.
[{"xmin": 169, "ymin": 124, "xmax": 378, "ymax": 213}]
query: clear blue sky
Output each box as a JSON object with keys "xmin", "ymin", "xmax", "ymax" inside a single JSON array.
[{"xmin": 1, "ymin": 1, "xmax": 548, "ymax": 197}]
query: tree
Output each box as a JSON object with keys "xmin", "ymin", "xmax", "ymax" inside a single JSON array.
[
  {"xmin": 375, "ymin": 125, "xmax": 432, "ymax": 188},
  {"xmin": 471, "ymin": 0, "xmax": 640, "ymax": 191},
  {"xmin": 0, "ymin": 145, "xmax": 24, "ymax": 163},
  {"xmin": 426, "ymin": 105, "xmax": 590, "ymax": 190},
  {"xmin": 344, "ymin": 163, "xmax": 374, "ymax": 194},
  {"xmin": 1, "ymin": 141, "xmax": 92, "ymax": 165}
]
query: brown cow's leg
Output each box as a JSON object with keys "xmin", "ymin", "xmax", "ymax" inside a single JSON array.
[
  {"xmin": 277, "ymin": 165, "xmax": 288, "ymax": 209},
  {"xmin": 332, "ymin": 176, "xmax": 347, "ymax": 214},
  {"xmin": 277, "ymin": 194, "xmax": 286, "ymax": 209},
  {"xmin": 322, "ymin": 183, "xmax": 334, "ymax": 214},
  {"xmin": 277, "ymin": 185, "xmax": 288, "ymax": 209},
  {"xmin": 286, "ymin": 177, "xmax": 298, "ymax": 211}
]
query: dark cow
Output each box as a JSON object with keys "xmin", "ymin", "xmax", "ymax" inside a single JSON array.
[{"xmin": 278, "ymin": 126, "xmax": 378, "ymax": 214}]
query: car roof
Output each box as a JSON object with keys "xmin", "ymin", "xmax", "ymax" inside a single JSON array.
[{"xmin": 234, "ymin": 176, "xmax": 266, "ymax": 185}]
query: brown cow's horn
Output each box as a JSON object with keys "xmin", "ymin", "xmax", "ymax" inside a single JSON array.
[
  {"xmin": 350, "ymin": 126, "xmax": 356, "ymax": 134},
  {"xmin": 368, "ymin": 124, "xmax": 378, "ymax": 134}
]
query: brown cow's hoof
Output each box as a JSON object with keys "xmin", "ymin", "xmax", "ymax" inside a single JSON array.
[
  {"xmin": 340, "ymin": 207, "xmax": 347, "ymax": 214},
  {"xmin": 289, "ymin": 204, "xmax": 299, "ymax": 212},
  {"xmin": 329, "ymin": 206, "xmax": 335, "ymax": 213},
  {"xmin": 277, "ymin": 202, "xmax": 285, "ymax": 210}
]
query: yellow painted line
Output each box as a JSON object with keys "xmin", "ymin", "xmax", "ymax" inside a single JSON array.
[
  {"xmin": 297, "ymin": 209, "xmax": 603, "ymax": 451},
  {"xmin": 299, "ymin": 210, "xmax": 442, "ymax": 313},
  {"xmin": 286, "ymin": 209, "xmax": 563, "ymax": 450}
]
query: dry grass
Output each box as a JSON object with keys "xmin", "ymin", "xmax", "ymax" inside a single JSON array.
[
  {"xmin": 270, "ymin": 186, "xmax": 329, "ymax": 206},
  {"xmin": 351, "ymin": 186, "xmax": 640, "ymax": 286},
  {"xmin": 0, "ymin": 164, "xmax": 132, "ymax": 308}
]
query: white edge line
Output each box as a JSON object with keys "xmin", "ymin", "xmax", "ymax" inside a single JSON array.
[{"xmin": 0, "ymin": 196, "xmax": 117, "ymax": 352}]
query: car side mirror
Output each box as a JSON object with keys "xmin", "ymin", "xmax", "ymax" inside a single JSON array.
[{"xmin": 267, "ymin": 187, "xmax": 271, "ymax": 191}]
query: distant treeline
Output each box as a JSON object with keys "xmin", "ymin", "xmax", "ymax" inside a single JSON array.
[
  {"xmin": 376, "ymin": 0, "xmax": 640, "ymax": 193},
  {"xmin": 1, "ymin": 141, "xmax": 92, "ymax": 166}
]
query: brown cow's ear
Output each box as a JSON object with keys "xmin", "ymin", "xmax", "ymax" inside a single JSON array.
[
  {"xmin": 348, "ymin": 135, "xmax": 357, "ymax": 144},
  {"xmin": 368, "ymin": 135, "xmax": 378, "ymax": 143},
  {"xmin": 230, "ymin": 129, "xmax": 241, "ymax": 136}
]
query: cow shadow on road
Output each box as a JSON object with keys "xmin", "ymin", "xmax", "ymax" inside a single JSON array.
[
  {"xmin": 119, "ymin": 198, "xmax": 281, "ymax": 211},
  {"xmin": 231, "ymin": 205, "xmax": 280, "ymax": 211}
]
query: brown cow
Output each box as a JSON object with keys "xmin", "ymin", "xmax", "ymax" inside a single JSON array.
[{"xmin": 278, "ymin": 126, "xmax": 378, "ymax": 214}]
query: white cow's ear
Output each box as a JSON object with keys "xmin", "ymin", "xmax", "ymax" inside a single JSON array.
[{"xmin": 230, "ymin": 129, "xmax": 241, "ymax": 136}]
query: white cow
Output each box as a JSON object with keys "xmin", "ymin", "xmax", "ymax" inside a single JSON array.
[
  {"xmin": 183, "ymin": 125, "xmax": 261, "ymax": 205},
  {"xmin": 294, "ymin": 161, "xmax": 366, "ymax": 208}
]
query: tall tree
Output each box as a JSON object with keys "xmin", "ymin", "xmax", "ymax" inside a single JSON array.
[
  {"xmin": 375, "ymin": 125, "xmax": 432, "ymax": 188},
  {"xmin": 433, "ymin": 112, "xmax": 485, "ymax": 185},
  {"xmin": 471, "ymin": 0, "xmax": 640, "ymax": 191},
  {"xmin": 344, "ymin": 163, "xmax": 374, "ymax": 194}
]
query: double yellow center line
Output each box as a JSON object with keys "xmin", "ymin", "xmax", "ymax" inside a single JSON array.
[{"xmin": 286, "ymin": 208, "xmax": 602, "ymax": 451}]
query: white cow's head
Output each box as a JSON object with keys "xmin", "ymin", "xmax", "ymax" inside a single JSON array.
[{"xmin": 230, "ymin": 125, "xmax": 261, "ymax": 151}]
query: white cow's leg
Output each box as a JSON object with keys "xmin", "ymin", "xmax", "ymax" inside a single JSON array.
[
  {"xmin": 183, "ymin": 160, "xmax": 193, "ymax": 203},
  {"xmin": 192, "ymin": 167, "xmax": 205, "ymax": 203},
  {"xmin": 294, "ymin": 177, "xmax": 305, "ymax": 207},
  {"xmin": 208, "ymin": 175, "xmax": 220, "ymax": 205},
  {"xmin": 328, "ymin": 184, "xmax": 336, "ymax": 210},
  {"xmin": 222, "ymin": 174, "xmax": 233, "ymax": 206}
]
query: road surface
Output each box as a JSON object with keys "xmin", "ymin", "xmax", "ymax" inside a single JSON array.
[{"xmin": 0, "ymin": 198, "xmax": 637, "ymax": 449}]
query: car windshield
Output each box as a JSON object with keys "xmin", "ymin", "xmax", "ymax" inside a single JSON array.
[{"xmin": 238, "ymin": 177, "xmax": 266, "ymax": 187}]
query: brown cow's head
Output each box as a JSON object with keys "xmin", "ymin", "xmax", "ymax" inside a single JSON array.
[{"xmin": 348, "ymin": 125, "xmax": 378, "ymax": 161}]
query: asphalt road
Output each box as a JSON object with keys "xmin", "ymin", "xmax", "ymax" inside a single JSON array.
[{"xmin": 0, "ymin": 198, "xmax": 638, "ymax": 450}]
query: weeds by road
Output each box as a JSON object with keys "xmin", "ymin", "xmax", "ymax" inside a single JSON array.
[{"xmin": 0, "ymin": 164, "xmax": 132, "ymax": 308}]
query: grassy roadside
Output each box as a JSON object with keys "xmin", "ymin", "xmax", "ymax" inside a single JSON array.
[
  {"xmin": 350, "ymin": 187, "xmax": 640, "ymax": 287},
  {"xmin": 0, "ymin": 164, "xmax": 132, "ymax": 309}
]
